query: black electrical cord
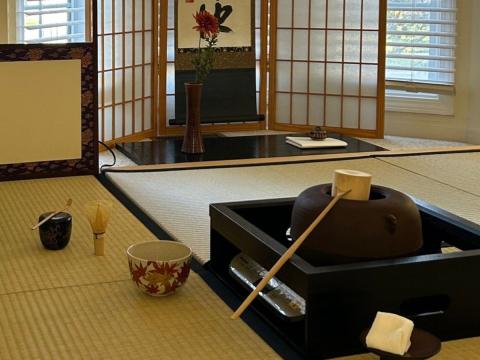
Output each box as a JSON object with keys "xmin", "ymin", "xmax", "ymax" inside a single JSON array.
[{"xmin": 99, "ymin": 140, "xmax": 117, "ymax": 171}]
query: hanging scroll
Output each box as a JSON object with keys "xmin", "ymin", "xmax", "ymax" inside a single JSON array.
[{"xmin": 171, "ymin": 0, "xmax": 263, "ymax": 125}]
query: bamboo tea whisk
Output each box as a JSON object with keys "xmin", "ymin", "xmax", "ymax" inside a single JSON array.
[{"xmin": 85, "ymin": 200, "xmax": 112, "ymax": 256}]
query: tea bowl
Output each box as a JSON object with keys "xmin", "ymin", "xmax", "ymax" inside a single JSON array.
[{"xmin": 127, "ymin": 241, "xmax": 192, "ymax": 296}]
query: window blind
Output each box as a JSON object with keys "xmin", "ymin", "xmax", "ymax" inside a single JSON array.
[
  {"xmin": 16, "ymin": 0, "xmax": 86, "ymax": 43},
  {"xmin": 386, "ymin": 0, "xmax": 456, "ymax": 86}
]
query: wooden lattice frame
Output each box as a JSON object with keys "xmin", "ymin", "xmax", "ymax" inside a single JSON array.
[{"xmin": 268, "ymin": 0, "xmax": 386, "ymax": 138}]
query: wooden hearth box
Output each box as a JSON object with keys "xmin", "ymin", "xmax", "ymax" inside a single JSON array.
[{"xmin": 209, "ymin": 197, "xmax": 480, "ymax": 359}]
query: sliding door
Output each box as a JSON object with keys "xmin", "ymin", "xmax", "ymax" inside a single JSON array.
[
  {"xmin": 268, "ymin": 0, "xmax": 386, "ymax": 137},
  {"xmin": 97, "ymin": 0, "xmax": 157, "ymax": 144}
]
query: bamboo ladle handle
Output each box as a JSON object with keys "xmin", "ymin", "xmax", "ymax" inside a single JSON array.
[{"xmin": 231, "ymin": 189, "xmax": 351, "ymax": 320}]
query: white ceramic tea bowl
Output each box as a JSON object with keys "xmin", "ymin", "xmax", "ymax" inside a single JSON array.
[{"xmin": 127, "ymin": 241, "xmax": 192, "ymax": 296}]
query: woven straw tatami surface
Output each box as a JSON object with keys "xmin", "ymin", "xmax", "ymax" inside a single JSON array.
[
  {"xmin": 0, "ymin": 176, "xmax": 157, "ymax": 294},
  {"xmin": 380, "ymin": 152, "xmax": 480, "ymax": 197},
  {"xmin": 106, "ymin": 156, "xmax": 480, "ymax": 264},
  {"xmin": 0, "ymin": 176, "xmax": 279, "ymax": 359}
]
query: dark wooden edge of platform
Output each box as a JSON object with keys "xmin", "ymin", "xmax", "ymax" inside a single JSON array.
[
  {"xmin": 95, "ymin": 174, "xmax": 304, "ymax": 360},
  {"xmin": 104, "ymin": 146, "xmax": 480, "ymax": 174}
]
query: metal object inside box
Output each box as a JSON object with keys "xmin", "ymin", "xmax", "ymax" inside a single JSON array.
[{"xmin": 209, "ymin": 197, "xmax": 480, "ymax": 359}]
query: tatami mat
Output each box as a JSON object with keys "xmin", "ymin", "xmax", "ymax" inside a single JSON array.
[
  {"xmin": 106, "ymin": 156, "xmax": 480, "ymax": 264},
  {"xmin": 0, "ymin": 176, "xmax": 157, "ymax": 294},
  {"xmin": 0, "ymin": 176, "xmax": 279, "ymax": 359},
  {"xmin": 379, "ymin": 152, "xmax": 480, "ymax": 197},
  {"xmin": 0, "ymin": 276, "xmax": 278, "ymax": 360}
]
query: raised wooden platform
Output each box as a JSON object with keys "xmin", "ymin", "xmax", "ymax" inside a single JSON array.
[{"xmin": 116, "ymin": 134, "xmax": 386, "ymax": 166}]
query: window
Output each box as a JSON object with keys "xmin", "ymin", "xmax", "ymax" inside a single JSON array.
[
  {"xmin": 385, "ymin": 0, "xmax": 456, "ymax": 115},
  {"xmin": 16, "ymin": 0, "xmax": 86, "ymax": 43}
]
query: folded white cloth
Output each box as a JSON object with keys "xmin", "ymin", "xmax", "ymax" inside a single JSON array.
[{"xmin": 366, "ymin": 312, "xmax": 414, "ymax": 355}]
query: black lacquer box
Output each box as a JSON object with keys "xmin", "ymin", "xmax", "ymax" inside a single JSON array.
[{"xmin": 209, "ymin": 197, "xmax": 480, "ymax": 359}]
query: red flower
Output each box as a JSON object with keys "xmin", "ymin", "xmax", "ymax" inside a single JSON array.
[
  {"xmin": 145, "ymin": 283, "xmax": 159, "ymax": 294},
  {"xmin": 193, "ymin": 10, "xmax": 219, "ymax": 38}
]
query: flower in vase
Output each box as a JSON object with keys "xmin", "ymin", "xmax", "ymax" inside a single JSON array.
[{"xmin": 192, "ymin": 10, "xmax": 220, "ymax": 84}]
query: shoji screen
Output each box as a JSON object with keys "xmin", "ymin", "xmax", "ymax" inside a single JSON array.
[
  {"xmin": 157, "ymin": 0, "xmax": 267, "ymax": 135},
  {"xmin": 269, "ymin": 0, "xmax": 386, "ymax": 137},
  {"xmin": 98, "ymin": 0, "xmax": 157, "ymax": 143}
]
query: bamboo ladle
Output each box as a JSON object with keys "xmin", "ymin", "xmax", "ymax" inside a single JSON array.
[
  {"xmin": 231, "ymin": 169, "xmax": 372, "ymax": 320},
  {"xmin": 31, "ymin": 198, "xmax": 73, "ymax": 230}
]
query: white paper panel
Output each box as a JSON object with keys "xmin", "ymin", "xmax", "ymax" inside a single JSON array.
[
  {"xmin": 145, "ymin": 32, "xmax": 152, "ymax": 64},
  {"xmin": 326, "ymin": 30, "xmax": 343, "ymax": 61},
  {"xmin": 276, "ymin": 93, "xmax": 291, "ymax": 123},
  {"xmin": 166, "ymin": 96, "xmax": 175, "ymax": 124},
  {"xmin": 344, "ymin": 31, "xmax": 361, "ymax": 62},
  {"xmin": 125, "ymin": 102, "xmax": 133, "ymax": 135},
  {"xmin": 326, "ymin": 63, "xmax": 342, "ymax": 94},
  {"xmin": 309, "ymin": 62, "xmax": 325, "ymax": 93},
  {"xmin": 310, "ymin": 30, "xmax": 325, "ymax": 61},
  {"xmin": 115, "ymin": 105, "xmax": 123, "ymax": 136},
  {"xmin": 135, "ymin": 66, "xmax": 143, "ymax": 98},
  {"xmin": 293, "ymin": 30, "xmax": 309, "ymax": 61},
  {"xmin": 362, "ymin": 31, "xmax": 378, "ymax": 63},
  {"xmin": 309, "ymin": 95, "xmax": 325, "ymax": 125},
  {"xmin": 144, "ymin": 99, "xmax": 152, "ymax": 130},
  {"xmin": 277, "ymin": 30, "xmax": 292, "ymax": 59},
  {"xmin": 104, "ymin": 0, "xmax": 113, "ymax": 34},
  {"xmin": 167, "ymin": 63, "xmax": 175, "ymax": 94},
  {"xmin": 135, "ymin": 100, "xmax": 143, "ymax": 132},
  {"xmin": 125, "ymin": 33, "xmax": 133, "ymax": 67},
  {"xmin": 104, "ymin": 107, "xmax": 113, "ymax": 141},
  {"xmin": 135, "ymin": 32, "xmax": 143, "ymax": 65},
  {"xmin": 104, "ymin": 71, "xmax": 113, "ymax": 106},
  {"xmin": 104, "ymin": 35, "xmax": 113, "ymax": 70},
  {"xmin": 115, "ymin": 70, "xmax": 123, "ymax": 103},
  {"xmin": 327, "ymin": 0, "xmax": 344, "ymax": 28},
  {"xmin": 115, "ymin": 0, "xmax": 123, "ymax": 33},
  {"xmin": 145, "ymin": 0, "xmax": 152, "ymax": 30},
  {"xmin": 294, "ymin": 0, "xmax": 310, "ymax": 28},
  {"xmin": 277, "ymin": 0, "xmax": 293, "ymax": 27},
  {"xmin": 167, "ymin": 31, "xmax": 175, "ymax": 61},
  {"xmin": 360, "ymin": 98, "xmax": 377, "ymax": 130},
  {"xmin": 361, "ymin": 64, "xmax": 378, "ymax": 97},
  {"xmin": 325, "ymin": 96, "xmax": 341, "ymax": 127},
  {"xmin": 145, "ymin": 65, "xmax": 152, "ymax": 97},
  {"xmin": 115, "ymin": 34, "xmax": 123, "ymax": 67},
  {"xmin": 291, "ymin": 95, "xmax": 307, "ymax": 125},
  {"xmin": 345, "ymin": 0, "xmax": 362, "ymax": 29},
  {"xmin": 363, "ymin": 0, "xmax": 379, "ymax": 30},
  {"xmin": 292, "ymin": 62, "xmax": 308, "ymax": 93},
  {"xmin": 276, "ymin": 61, "xmax": 291, "ymax": 91},
  {"xmin": 98, "ymin": 109, "xmax": 103, "ymax": 136},
  {"xmin": 311, "ymin": 0, "xmax": 326, "ymax": 28},
  {"xmin": 125, "ymin": 68, "xmax": 133, "ymax": 101},
  {"xmin": 343, "ymin": 64, "xmax": 360, "ymax": 95},
  {"xmin": 135, "ymin": 0, "xmax": 143, "ymax": 31},
  {"xmin": 343, "ymin": 97, "xmax": 359, "ymax": 128},
  {"xmin": 125, "ymin": 0, "xmax": 133, "ymax": 31}
]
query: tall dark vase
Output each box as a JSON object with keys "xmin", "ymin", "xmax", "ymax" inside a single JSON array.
[{"xmin": 181, "ymin": 83, "xmax": 205, "ymax": 154}]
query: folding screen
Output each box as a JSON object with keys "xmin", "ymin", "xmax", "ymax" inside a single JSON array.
[
  {"xmin": 97, "ymin": 0, "xmax": 157, "ymax": 144},
  {"xmin": 269, "ymin": 0, "xmax": 386, "ymax": 137},
  {"xmin": 157, "ymin": 0, "xmax": 267, "ymax": 135}
]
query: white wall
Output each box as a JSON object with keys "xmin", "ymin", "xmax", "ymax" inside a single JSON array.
[{"xmin": 385, "ymin": 0, "xmax": 480, "ymax": 144}]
